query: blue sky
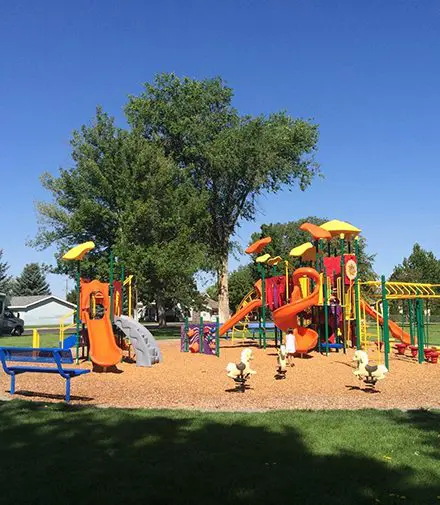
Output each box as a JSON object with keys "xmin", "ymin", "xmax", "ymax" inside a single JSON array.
[{"xmin": 1, "ymin": 0, "xmax": 439, "ymax": 297}]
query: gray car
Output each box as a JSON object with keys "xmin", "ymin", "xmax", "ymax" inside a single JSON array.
[{"xmin": 0, "ymin": 293, "xmax": 24, "ymax": 336}]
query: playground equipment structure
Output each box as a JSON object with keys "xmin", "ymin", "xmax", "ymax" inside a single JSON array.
[
  {"xmin": 60, "ymin": 242, "xmax": 162, "ymax": 369},
  {"xmin": 181, "ymin": 316, "xmax": 220, "ymax": 357},
  {"xmin": 219, "ymin": 220, "xmax": 439, "ymax": 369}
]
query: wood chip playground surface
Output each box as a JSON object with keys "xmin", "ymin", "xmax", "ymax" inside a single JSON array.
[{"xmin": 1, "ymin": 339, "xmax": 439, "ymax": 410}]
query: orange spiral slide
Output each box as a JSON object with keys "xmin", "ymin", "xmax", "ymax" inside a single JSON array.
[{"xmin": 272, "ymin": 267, "xmax": 321, "ymax": 353}]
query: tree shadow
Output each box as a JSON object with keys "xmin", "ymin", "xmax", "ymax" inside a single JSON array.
[{"xmin": 0, "ymin": 401, "xmax": 439, "ymax": 504}]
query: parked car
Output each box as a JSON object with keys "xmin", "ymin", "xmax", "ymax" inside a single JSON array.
[{"xmin": 0, "ymin": 294, "xmax": 24, "ymax": 336}]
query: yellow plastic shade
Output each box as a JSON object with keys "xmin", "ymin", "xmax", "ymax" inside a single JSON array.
[
  {"xmin": 267, "ymin": 256, "xmax": 283, "ymax": 266},
  {"xmin": 62, "ymin": 241, "xmax": 96, "ymax": 261},
  {"xmin": 256, "ymin": 253, "xmax": 271, "ymax": 264},
  {"xmin": 289, "ymin": 242, "xmax": 313, "ymax": 257},
  {"xmin": 320, "ymin": 220, "xmax": 361, "ymax": 237}
]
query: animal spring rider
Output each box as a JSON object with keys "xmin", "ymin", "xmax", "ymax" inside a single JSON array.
[
  {"xmin": 353, "ymin": 350, "xmax": 388, "ymax": 387},
  {"xmin": 226, "ymin": 348, "xmax": 256, "ymax": 392},
  {"xmin": 276, "ymin": 345, "xmax": 288, "ymax": 379}
]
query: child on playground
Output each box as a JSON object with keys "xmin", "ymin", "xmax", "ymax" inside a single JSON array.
[{"xmin": 285, "ymin": 328, "xmax": 296, "ymax": 366}]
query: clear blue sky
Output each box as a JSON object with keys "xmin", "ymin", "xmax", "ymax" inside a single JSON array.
[{"xmin": 1, "ymin": 0, "xmax": 439, "ymax": 297}]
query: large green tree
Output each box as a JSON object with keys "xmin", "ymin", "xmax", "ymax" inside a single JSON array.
[
  {"xmin": 389, "ymin": 244, "xmax": 440, "ymax": 284},
  {"xmin": 13, "ymin": 263, "xmax": 50, "ymax": 296},
  {"xmin": 0, "ymin": 250, "xmax": 13, "ymax": 295},
  {"xmin": 126, "ymin": 73, "xmax": 319, "ymax": 321},
  {"xmin": 33, "ymin": 109, "xmax": 207, "ymax": 326}
]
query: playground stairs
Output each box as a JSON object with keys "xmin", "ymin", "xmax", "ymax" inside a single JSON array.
[
  {"xmin": 232, "ymin": 288, "xmax": 259, "ymax": 341},
  {"xmin": 114, "ymin": 315, "xmax": 162, "ymax": 367}
]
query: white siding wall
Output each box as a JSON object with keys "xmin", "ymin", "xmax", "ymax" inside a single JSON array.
[{"xmin": 17, "ymin": 301, "xmax": 74, "ymax": 327}]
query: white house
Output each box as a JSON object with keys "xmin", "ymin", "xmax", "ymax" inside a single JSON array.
[
  {"xmin": 9, "ymin": 295, "xmax": 75, "ymax": 328},
  {"xmin": 189, "ymin": 297, "xmax": 219, "ymax": 323}
]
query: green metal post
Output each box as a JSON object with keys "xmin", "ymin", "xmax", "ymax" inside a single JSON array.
[
  {"xmin": 121, "ymin": 264, "xmax": 125, "ymax": 314},
  {"xmin": 416, "ymin": 299, "xmax": 425, "ymax": 364},
  {"xmin": 215, "ymin": 316, "xmax": 220, "ymax": 357},
  {"xmin": 199, "ymin": 315, "xmax": 204, "ymax": 354},
  {"xmin": 184, "ymin": 316, "xmax": 189, "ymax": 352},
  {"xmin": 323, "ymin": 268, "xmax": 329, "ymax": 356},
  {"xmin": 425, "ymin": 301, "xmax": 429, "ymax": 346},
  {"xmin": 381, "ymin": 275, "xmax": 390, "ymax": 370},
  {"xmin": 341, "ymin": 235, "xmax": 347, "ymax": 349},
  {"xmin": 408, "ymin": 299, "xmax": 414, "ymax": 346},
  {"xmin": 354, "ymin": 237, "xmax": 361, "ymax": 350},
  {"xmin": 272, "ymin": 265, "xmax": 278, "ymax": 347},
  {"xmin": 109, "ymin": 251, "xmax": 114, "ymax": 321},
  {"xmin": 75, "ymin": 262, "xmax": 81, "ymax": 364},
  {"xmin": 258, "ymin": 264, "xmax": 262, "ymax": 347},
  {"xmin": 261, "ymin": 265, "xmax": 267, "ymax": 349}
]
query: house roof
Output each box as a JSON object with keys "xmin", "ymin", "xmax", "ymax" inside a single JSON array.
[
  {"xmin": 9, "ymin": 295, "xmax": 75, "ymax": 310},
  {"xmin": 204, "ymin": 297, "xmax": 219, "ymax": 310}
]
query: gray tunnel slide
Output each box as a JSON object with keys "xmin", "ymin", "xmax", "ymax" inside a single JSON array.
[{"xmin": 114, "ymin": 315, "xmax": 163, "ymax": 367}]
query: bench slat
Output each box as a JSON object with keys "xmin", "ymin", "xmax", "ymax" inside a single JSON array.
[
  {"xmin": 0, "ymin": 347, "xmax": 73, "ymax": 364},
  {"xmin": 8, "ymin": 366, "xmax": 89, "ymax": 376}
]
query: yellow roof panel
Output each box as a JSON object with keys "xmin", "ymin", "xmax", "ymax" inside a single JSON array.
[
  {"xmin": 320, "ymin": 220, "xmax": 361, "ymax": 237},
  {"xmin": 62, "ymin": 241, "xmax": 96, "ymax": 261},
  {"xmin": 289, "ymin": 242, "xmax": 314, "ymax": 257},
  {"xmin": 256, "ymin": 253, "xmax": 271, "ymax": 264},
  {"xmin": 267, "ymin": 255, "xmax": 283, "ymax": 266}
]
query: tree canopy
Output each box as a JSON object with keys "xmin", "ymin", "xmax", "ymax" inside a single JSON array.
[
  {"xmin": 13, "ymin": 263, "xmax": 50, "ymax": 296},
  {"xmin": 33, "ymin": 109, "xmax": 207, "ymax": 326},
  {"xmin": 0, "ymin": 250, "xmax": 13, "ymax": 295},
  {"xmin": 126, "ymin": 73, "xmax": 320, "ymax": 320},
  {"xmin": 34, "ymin": 73, "xmax": 320, "ymax": 323},
  {"xmin": 389, "ymin": 244, "xmax": 440, "ymax": 284}
]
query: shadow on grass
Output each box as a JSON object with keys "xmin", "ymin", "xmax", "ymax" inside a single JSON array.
[{"xmin": 0, "ymin": 402, "xmax": 439, "ymax": 505}]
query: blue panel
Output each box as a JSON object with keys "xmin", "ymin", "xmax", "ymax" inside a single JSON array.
[{"xmin": 0, "ymin": 347, "xmax": 73, "ymax": 364}]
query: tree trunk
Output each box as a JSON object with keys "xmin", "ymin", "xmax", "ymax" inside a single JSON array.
[
  {"xmin": 156, "ymin": 296, "xmax": 167, "ymax": 328},
  {"xmin": 218, "ymin": 254, "xmax": 230, "ymax": 323}
]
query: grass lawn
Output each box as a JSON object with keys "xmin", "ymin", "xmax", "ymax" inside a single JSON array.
[
  {"xmin": 0, "ymin": 402, "xmax": 438, "ymax": 504},
  {"xmin": 0, "ymin": 325, "xmax": 181, "ymax": 348}
]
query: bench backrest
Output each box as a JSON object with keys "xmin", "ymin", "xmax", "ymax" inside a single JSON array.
[{"xmin": 0, "ymin": 347, "xmax": 74, "ymax": 364}]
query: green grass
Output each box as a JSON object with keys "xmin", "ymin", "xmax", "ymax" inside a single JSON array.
[
  {"xmin": 366, "ymin": 322, "xmax": 440, "ymax": 346},
  {"xmin": 0, "ymin": 402, "xmax": 438, "ymax": 504},
  {"xmin": 0, "ymin": 333, "xmax": 60, "ymax": 348}
]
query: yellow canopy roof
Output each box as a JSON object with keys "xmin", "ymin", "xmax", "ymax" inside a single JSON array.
[
  {"xmin": 267, "ymin": 255, "xmax": 283, "ymax": 266},
  {"xmin": 320, "ymin": 220, "xmax": 361, "ymax": 237},
  {"xmin": 62, "ymin": 241, "xmax": 96, "ymax": 261},
  {"xmin": 289, "ymin": 242, "xmax": 316, "ymax": 262},
  {"xmin": 256, "ymin": 253, "xmax": 271, "ymax": 264},
  {"xmin": 290, "ymin": 242, "xmax": 313, "ymax": 257}
]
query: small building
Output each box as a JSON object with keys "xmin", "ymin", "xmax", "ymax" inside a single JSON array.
[
  {"xmin": 9, "ymin": 295, "xmax": 75, "ymax": 328},
  {"xmin": 190, "ymin": 297, "xmax": 219, "ymax": 323}
]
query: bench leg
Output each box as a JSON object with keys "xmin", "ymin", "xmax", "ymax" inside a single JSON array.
[
  {"xmin": 65, "ymin": 377, "xmax": 71, "ymax": 403},
  {"xmin": 10, "ymin": 373, "xmax": 15, "ymax": 395}
]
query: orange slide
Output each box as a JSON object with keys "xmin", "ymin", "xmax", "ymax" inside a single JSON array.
[
  {"xmin": 81, "ymin": 279, "xmax": 122, "ymax": 367},
  {"xmin": 219, "ymin": 298, "xmax": 262, "ymax": 336},
  {"xmin": 360, "ymin": 299, "xmax": 412, "ymax": 345},
  {"xmin": 272, "ymin": 267, "xmax": 321, "ymax": 353}
]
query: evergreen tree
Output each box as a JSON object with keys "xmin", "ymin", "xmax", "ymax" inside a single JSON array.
[
  {"xmin": 13, "ymin": 263, "xmax": 51, "ymax": 296},
  {"xmin": 0, "ymin": 249, "xmax": 13, "ymax": 294}
]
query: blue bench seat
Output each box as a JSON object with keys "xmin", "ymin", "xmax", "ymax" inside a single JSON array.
[{"xmin": 0, "ymin": 347, "xmax": 90, "ymax": 402}]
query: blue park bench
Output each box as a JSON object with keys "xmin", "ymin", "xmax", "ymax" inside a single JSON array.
[{"xmin": 0, "ymin": 347, "xmax": 90, "ymax": 402}]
